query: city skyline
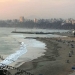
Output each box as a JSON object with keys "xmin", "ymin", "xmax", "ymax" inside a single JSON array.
[{"xmin": 0, "ymin": 0, "xmax": 75, "ymax": 20}]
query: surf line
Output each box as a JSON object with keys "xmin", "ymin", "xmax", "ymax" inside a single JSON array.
[{"xmin": 0, "ymin": 42, "xmax": 27, "ymax": 66}]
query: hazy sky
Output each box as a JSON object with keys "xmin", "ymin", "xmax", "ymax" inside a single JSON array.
[{"xmin": 0, "ymin": 0, "xmax": 75, "ymax": 20}]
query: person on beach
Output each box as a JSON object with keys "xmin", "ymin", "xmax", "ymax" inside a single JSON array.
[{"xmin": 69, "ymin": 52, "xmax": 72, "ymax": 57}]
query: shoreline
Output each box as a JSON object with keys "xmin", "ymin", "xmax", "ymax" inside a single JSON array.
[
  {"xmin": 11, "ymin": 38, "xmax": 46, "ymax": 67},
  {"xmin": 17, "ymin": 37, "xmax": 75, "ymax": 75}
]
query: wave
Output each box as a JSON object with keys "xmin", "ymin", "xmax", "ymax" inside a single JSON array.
[{"xmin": 0, "ymin": 44, "xmax": 27, "ymax": 66}]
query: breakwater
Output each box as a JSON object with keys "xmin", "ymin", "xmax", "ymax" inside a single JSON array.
[{"xmin": 11, "ymin": 31, "xmax": 54, "ymax": 34}]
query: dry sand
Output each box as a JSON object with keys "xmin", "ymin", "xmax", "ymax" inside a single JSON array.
[{"xmin": 16, "ymin": 36, "xmax": 75, "ymax": 75}]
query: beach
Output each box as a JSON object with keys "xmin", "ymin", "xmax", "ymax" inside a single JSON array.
[
  {"xmin": 16, "ymin": 36, "xmax": 75, "ymax": 75},
  {"xmin": 0, "ymin": 28, "xmax": 74, "ymax": 75}
]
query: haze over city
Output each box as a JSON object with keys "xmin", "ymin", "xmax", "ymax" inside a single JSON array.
[{"xmin": 0, "ymin": 0, "xmax": 75, "ymax": 20}]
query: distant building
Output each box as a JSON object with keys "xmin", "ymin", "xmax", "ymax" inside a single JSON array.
[
  {"xmin": 66, "ymin": 19, "xmax": 72, "ymax": 23},
  {"xmin": 50, "ymin": 19, "xmax": 54, "ymax": 23},
  {"xmin": 65, "ymin": 18, "xmax": 75, "ymax": 25},
  {"xmin": 72, "ymin": 20, "xmax": 75, "ymax": 25},
  {"xmin": 13, "ymin": 19, "xmax": 19, "ymax": 23},
  {"xmin": 61, "ymin": 23, "xmax": 65, "ymax": 25},
  {"xmin": 19, "ymin": 16, "xmax": 25, "ymax": 22},
  {"xmin": 34, "ymin": 18, "xmax": 38, "ymax": 23}
]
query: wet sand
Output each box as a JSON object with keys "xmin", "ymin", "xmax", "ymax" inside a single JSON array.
[{"xmin": 17, "ymin": 36, "xmax": 75, "ymax": 75}]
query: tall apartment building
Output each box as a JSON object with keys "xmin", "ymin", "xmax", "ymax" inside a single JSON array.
[
  {"xmin": 19, "ymin": 16, "xmax": 25, "ymax": 22},
  {"xmin": 34, "ymin": 18, "xmax": 38, "ymax": 23}
]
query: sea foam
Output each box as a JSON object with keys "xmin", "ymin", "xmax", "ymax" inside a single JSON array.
[{"xmin": 0, "ymin": 44, "xmax": 27, "ymax": 66}]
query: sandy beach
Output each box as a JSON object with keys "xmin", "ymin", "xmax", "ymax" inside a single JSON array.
[
  {"xmin": 0, "ymin": 28, "xmax": 74, "ymax": 75},
  {"xmin": 14, "ymin": 36, "xmax": 75, "ymax": 75}
]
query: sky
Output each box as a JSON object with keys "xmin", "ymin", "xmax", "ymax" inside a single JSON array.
[{"xmin": 0, "ymin": 0, "xmax": 75, "ymax": 20}]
